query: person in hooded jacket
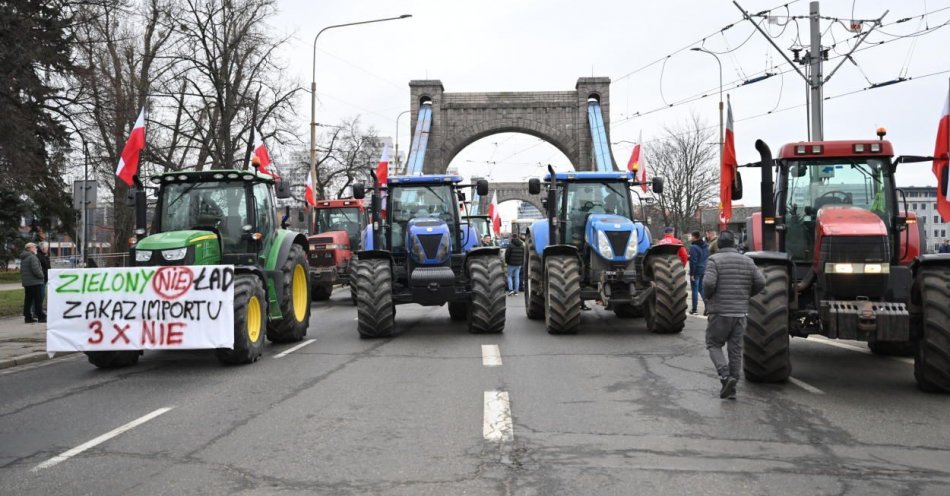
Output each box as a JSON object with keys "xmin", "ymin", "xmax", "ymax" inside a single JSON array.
[
  {"xmin": 504, "ymin": 233, "xmax": 525, "ymax": 296},
  {"xmin": 689, "ymin": 231, "xmax": 709, "ymax": 315}
]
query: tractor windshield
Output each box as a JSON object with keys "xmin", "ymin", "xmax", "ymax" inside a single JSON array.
[
  {"xmin": 315, "ymin": 207, "xmax": 362, "ymax": 243},
  {"xmin": 159, "ymin": 181, "xmax": 248, "ymax": 252},
  {"xmin": 388, "ymin": 184, "xmax": 457, "ymax": 253},
  {"xmin": 559, "ymin": 181, "xmax": 631, "ymax": 246},
  {"xmin": 783, "ymin": 157, "xmax": 893, "ymax": 261}
]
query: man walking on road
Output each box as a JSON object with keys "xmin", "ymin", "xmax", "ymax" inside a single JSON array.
[
  {"xmin": 702, "ymin": 231, "xmax": 765, "ymax": 399},
  {"xmin": 688, "ymin": 231, "xmax": 708, "ymax": 315},
  {"xmin": 504, "ymin": 233, "xmax": 524, "ymax": 296},
  {"xmin": 20, "ymin": 243, "xmax": 47, "ymax": 324}
]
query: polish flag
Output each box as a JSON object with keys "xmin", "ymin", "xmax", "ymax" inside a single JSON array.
[
  {"xmin": 252, "ymin": 127, "xmax": 278, "ymax": 179},
  {"xmin": 934, "ymin": 92, "xmax": 950, "ymax": 220},
  {"xmin": 488, "ymin": 191, "xmax": 501, "ymax": 235},
  {"xmin": 376, "ymin": 143, "xmax": 391, "ymax": 219},
  {"xmin": 304, "ymin": 170, "xmax": 316, "ymax": 207},
  {"xmin": 638, "ymin": 131, "xmax": 648, "ymax": 193},
  {"xmin": 720, "ymin": 95, "xmax": 738, "ymax": 230},
  {"xmin": 115, "ymin": 108, "xmax": 146, "ymax": 186},
  {"xmin": 626, "ymin": 141, "xmax": 640, "ymax": 173}
]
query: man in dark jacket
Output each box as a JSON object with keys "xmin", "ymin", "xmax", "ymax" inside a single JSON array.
[
  {"xmin": 20, "ymin": 243, "xmax": 47, "ymax": 324},
  {"xmin": 702, "ymin": 231, "xmax": 765, "ymax": 399},
  {"xmin": 504, "ymin": 234, "xmax": 525, "ymax": 296},
  {"xmin": 688, "ymin": 231, "xmax": 708, "ymax": 315}
]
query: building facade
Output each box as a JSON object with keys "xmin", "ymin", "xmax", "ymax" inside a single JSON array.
[{"xmin": 903, "ymin": 186, "xmax": 944, "ymax": 253}]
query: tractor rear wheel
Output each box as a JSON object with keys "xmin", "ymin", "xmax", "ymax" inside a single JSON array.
[
  {"xmin": 266, "ymin": 244, "xmax": 310, "ymax": 343},
  {"xmin": 354, "ymin": 258, "xmax": 395, "ymax": 338},
  {"xmin": 544, "ymin": 255, "xmax": 581, "ymax": 334},
  {"xmin": 467, "ymin": 256, "xmax": 506, "ymax": 333},
  {"xmin": 448, "ymin": 301, "xmax": 469, "ymax": 321},
  {"xmin": 349, "ymin": 277, "xmax": 358, "ymax": 306},
  {"xmin": 86, "ymin": 350, "xmax": 140, "ymax": 369},
  {"xmin": 216, "ymin": 275, "xmax": 266, "ymax": 364},
  {"xmin": 914, "ymin": 267, "xmax": 950, "ymax": 393},
  {"xmin": 312, "ymin": 283, "xmax": 332, "ymax": 301},
  {"xmin": 647, "ymin": 254, "xmax": 687, "ymax": 334},
  {"xmin": 743, "ymin": 265, "xmax": 791, "ymax": 382},
  {"xmin": 524, "ymin": 238, "xmax": 545, "ymax": 320}
]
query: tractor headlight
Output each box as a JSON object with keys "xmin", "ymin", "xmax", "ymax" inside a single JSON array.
[
  {"xmin": 597, "ymin": 230, "xmax": 615, "ymax": 259},
  {"xmin": 624, "ymin": 230, "xmax": 639, "ymax": 259},
  {"xmin": 435, "ymin": 234, "xmax": 450, "ymax": 261},
  {"xmin": 162, "ymin": 248, "xmax": 188, "ymax": 261},
  {"xmin": 830, "ymin": 263, "xmax": 854, "ymax": 274},
  {"xmin": 411, "ymin": 236, "xmax": 426, "ymax": 263},
  {"xmin": 824, "ymin": 263, "xmax": 889, "ymax": 274},
  {"xmin": 864, "ymin": 263, "xmax": 884, "ymax": 274},
  {"xmin": 135, "ymin": 250, "xmax": 152, "ymax": 262}
]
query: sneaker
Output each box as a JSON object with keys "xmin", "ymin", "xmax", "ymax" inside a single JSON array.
[
  {"xmin": 689, "ymin": 310, "xmax": 697, "ymax": 315},
  {"xmin": 513, "ymin": 292, "xmax": 518, "ymax": 296},
  {"xmin": 720, "ymin": 377, "xmax": 738, "ymax": 399},
  {"xmin": 24, "ymin": 318, "xmax": 36, "ymax": 324}
]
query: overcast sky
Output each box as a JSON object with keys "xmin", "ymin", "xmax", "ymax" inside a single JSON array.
[{"xmin": 271, "ymin": 0, "xmax": 950, "ymax": 219}]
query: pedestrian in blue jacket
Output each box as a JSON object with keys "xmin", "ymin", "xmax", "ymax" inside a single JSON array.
[{"xmin": 689, "ymin": 231, "xmax": 708, "ymax": 315}]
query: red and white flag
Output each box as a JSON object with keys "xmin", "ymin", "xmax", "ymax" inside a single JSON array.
[
  {"xmin": 626, "ymin": 138, "xmax": 640, "ymax": 173},
  {"xmin": 934, "ymin": 91, "xmax": 950, "ymax": 221},
  {"xmin": 252, "ymin": 127, "xmax": 279, "ymax": 179},
  {"xmin": 115, "ymin": 108, "xmax": 146, "ymax": 186},
  {"xmin": 720, "ymin": 95, "xmax": 738, "ymax": 230},
  {"xmin": 376, "ymin": 142, "xmax": 391, "ymax": 219},
  {"xmin": 304, "ymin": 170, "xmax": 316, "ymax": 207},
  {"xmin": 638, "ymin": 131, "xmax": 649, "ymax": 193},
  {"xmin": 488, "ymin": 191, "xmax": 501, "ymax": 235}
]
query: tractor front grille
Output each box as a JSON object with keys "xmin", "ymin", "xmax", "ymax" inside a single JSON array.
[
  {"xmin": 820, "ymin": 235, "xmax": 890, "ymax": 264},
  {"xmin": 604, "ymin": 231, "xmax": 630, "ymax": 257},
  {"xmin": 417, "ymin": 234, "xmax": 444, "ymax": 259}
]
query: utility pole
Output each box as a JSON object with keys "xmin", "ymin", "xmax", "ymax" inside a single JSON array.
[{"xmin": 733, "ymin": 1, "xmax": 887, "ymax": 141}]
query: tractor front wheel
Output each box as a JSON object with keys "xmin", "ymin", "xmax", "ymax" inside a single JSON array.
[
  {"xmin": 524, "ymin": 239, "xmax": 545, "ymax": 320},
  {"xmin": 216, "ymin": 274, "xmax": 266, "ymax": 364},
  {"xmin": 914, "ymin": 267, "xmax": 950, "ymax": 392},
  {"xmin": 354, "ymin": 258, "xmax": 395, "ymax": 338},
  {"xmin": 544, "ymin": 255, "xmax": 581, "ymax": 334},
  {"xmin": 647, "ymin": 254, "xmax": 687, "ymax": 334},
  {"xmin": 467, "ymin": 256, "xmax": 506, "ymax": 333},
  {"xmin": 266, "ymin": 244, "xmax": 310, "ymax": 343},
  {"xmin": 743, "ymin": 265, "xmax": 791, "ymax": 382}
]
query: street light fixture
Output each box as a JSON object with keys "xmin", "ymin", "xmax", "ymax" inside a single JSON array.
[
  {"xmin": 309, "ymin": 14, "xmax": 412, "ymax": 201},
  {"xmin": 690, "ymin": 47, "xmax": 724, "ymax": 168}
]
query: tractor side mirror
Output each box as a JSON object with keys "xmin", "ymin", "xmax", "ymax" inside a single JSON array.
[
  {"xmin": 352, "ymin": 184, "xmax": 366, "ymax": 199},
  {"xmin": 791, "ymin": 164, "xmax": 807, "ymax": 178},
  {"xmin": 732, "ymin": 171, "xmax": 743, "ymax": 200},
  {"xmin": 528, "ymin": 178, "xmax": 541, "ymax": 195},
  {"xmin": 275, "ymin": 180, "xmax": 291, "ymax": 199},
  {"xmin": 457, "ymin": 191, "xmax": 466, "ymax": 201},
  {"xmin": 476, "ymin": 179, "xmax": 489, "ymax": 196},
  {"xmin": 652, "ymin": 177, "xmax": 664, "ymax": 195}
]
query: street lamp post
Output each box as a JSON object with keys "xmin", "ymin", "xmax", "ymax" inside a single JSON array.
[
  {"xmin": 690, "ymin": 47, "xmax": 724, "ymax": 167},
  {"xmin": 309, "ymin": 14, "xmax": 412, "ymax": 200},
  {"xmin": 394, "ymin": 109, "xmax": 411, "ymax": 175}
]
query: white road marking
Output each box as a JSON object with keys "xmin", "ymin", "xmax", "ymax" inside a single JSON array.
[
  {"xmin": 483, "ymin": 391, "xmax": 513, "ymax": 442},
  {"xmin": 481, "ymin": 345, "xmax": 502, "ymax": 367},
  {"xmin": 273, "ymin": 339, "xmax": 316, "ymax": 358},
  {"xmin": 807, "ymin": 336, "xmax": 914, "ymax": 365},
  {"xmin": 33, "ymin": 407, "xmax": 174, "ymax": 471},
  {"xmin": 789, "ymin": 377, "xmax": 825, "ymax": 394}
]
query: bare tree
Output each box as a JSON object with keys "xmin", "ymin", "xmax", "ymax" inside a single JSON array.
[
  {"xmin": 312, "ymin": 117, "xmax": 381, "ymax": 201},
  {"xmin": 645, "ymin": 114, "xmax": 718, "ymax": 236}
]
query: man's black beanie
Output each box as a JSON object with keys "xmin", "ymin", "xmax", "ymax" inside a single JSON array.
[{"xmin": 718, "ymin": 230, "xmax": 736, "ymax": 249}]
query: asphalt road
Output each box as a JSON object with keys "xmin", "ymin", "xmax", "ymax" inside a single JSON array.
[{"xmin": 1, "ymin": 290, "xmax": 949, "ymax": 495}]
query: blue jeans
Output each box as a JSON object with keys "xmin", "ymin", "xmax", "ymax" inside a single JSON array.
[
  {"xmin": 507, "ymin": 265, "xmax": 521, "ymax": 292},
  {"xmin": 691, "ymin": 273, "xmax": 704, "ymax": 312}
]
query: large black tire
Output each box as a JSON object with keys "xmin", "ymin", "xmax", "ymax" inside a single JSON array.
[
  {"xmin": 743, "ymin": 265, "xmax": 791, "ymax": 382},
  {"xmin": 524, "ymin": 238, "xmax": 545, "ymax": 320},
  {"xmin": 354, "ymin": 258, "xmax": 395, "ymax": 338},
  {"xmin": 216, "ymin": 275, "xmax": 266, "ymax": 365},
  {"xmin": 86, "ymin": 350, "xmax": 140, "ymax": 369},
  {"xmin": 869, "ymin": 341, "xmax": 917, "ymax": 357},
  {"xmin": 647, "ymin": 254, "xmax": 687, "ymax": 334},
  {"xmin": 349, "ymin": 277, "xmax": 357, "ymax": 306},
  {"xmin": 467, "ymin": 256, "xmax": 506, "ymax": 333},
  {"xmin": 914, "ymin": 267, "xmax": 950, "ymax": 393},
  {"xmin": 613, "ymin": 303, "xmax": 644, "ymax": 319},
  {"xmin": 312, "ymin": 283, "xmax": 332, "ymax": 301},
  {"xmin": 544, "ymin": 255, "xmax": 581, "ymax": 334},
  {"xmin": 266, "ymin": 243, "xmax": 310, "ymax": 343},
  {"xmin": 448, "ymin": 301, "xmax": 468, "ymax": 321}
]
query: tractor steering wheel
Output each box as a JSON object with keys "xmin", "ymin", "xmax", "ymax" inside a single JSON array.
[{"xmin": 815, "ymin": 190, "xmax": 852, "ymax": 208}]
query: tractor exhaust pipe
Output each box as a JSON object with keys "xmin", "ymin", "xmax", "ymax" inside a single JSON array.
[
  {"xmin": 546, "ymin": 164, "xmax": 559, "ymax": 246},
  {"xmin": 755, "ymin": 139, "xmax": 776, "ymax": 252},
  {"xmin": 369, "ymin": 170, "xmax": 381, "ymax": 251}
]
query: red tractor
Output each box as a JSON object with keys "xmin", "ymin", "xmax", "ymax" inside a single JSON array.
[
  {"xmin": 308, "ymin": 198, "xmax": 366, "ymax": 302},
  {"xmin": 741, "ymin": 134, "xmax": 950, "ymax": 392}
]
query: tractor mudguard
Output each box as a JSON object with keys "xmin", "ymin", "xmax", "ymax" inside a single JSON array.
[
  {"xmin": 744, "ymin": 250, "xmax": 796, "ymax": 308},
  {"xmin": 263, "ymin": 231, "xmax": 309, "ymax": 319},
  {"xmin": 356, "ymin": 249, "xmax": 394, "ymax": 263},
  {"xmin": 542, "ymin": 244, "xmax": 580, "ymax": 260},
  {"xmin": 642, "ymin": 243, "xmax": 685, "ymax": 281},
  {"xmin": 910, "ymin": 253, "xmax": 950, "ymax": 273},
  {"xmin": 463, "ymin": 246, "xmax": 501, "ymax": 276},
  {"xmin": 234, "ymin": 265, "xmax": 269, "ymax": 311},
  {"xmin": 529, "ymin": 220, "xmax": 550, "ymax": 256}
]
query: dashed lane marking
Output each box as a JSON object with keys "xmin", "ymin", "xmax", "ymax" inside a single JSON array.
[
  {"xmin": 483, "ymin": 391, "xmax": 513, "ymax": 442},
  {"xmin": 481, "ymin": 345, "xmax": 502, "ymax": 367},
  {"xmin": 789, "ymin": 376, "xmax": 825, "ymax": 394},
  {"xmin": 273, "ymin": 339, "xmax": 316, "ymax": 358},
  {"xmin": 33, "ymin": 407, "xmax": 174, "ymax": 472}
]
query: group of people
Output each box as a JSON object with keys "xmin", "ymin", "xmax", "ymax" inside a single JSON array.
[{"xmin": 20, "ymin": 242, "xmax": 50, "ymax": 324}]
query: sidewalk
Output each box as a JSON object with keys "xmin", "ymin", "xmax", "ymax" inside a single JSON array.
[
  {"xmin": 0, "ymin": 316, "xmax": 64, "ymax": 369},
  {"xmin": 0, "ymin": 283, "xmax": 21, "ymax": 291}
]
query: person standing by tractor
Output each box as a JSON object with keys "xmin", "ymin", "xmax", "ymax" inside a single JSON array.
[
  {"xmin": 20, "ymin": 243, "xmax": 46, "ymax": 324},
  {"xmin": 938, "ymin": 239, "xmax": 950, "ymax": 254},
  {"xmin": 705, "ymin": 229, "xmax": 719, "ymax": 254},
  {"xmin": 702, "ymin": 230, "xmax": 765, "ymax": 400},
  {"xmin": 688, "ymin": 231, "xmax": 708, "ymax": 315},
  {"xmin": 657, "ymin": 226, "xmax": 688, "ymax": 266},
  {"xmin": 505, "ymin": 233, "xmax": 524, "ymax": 296}
]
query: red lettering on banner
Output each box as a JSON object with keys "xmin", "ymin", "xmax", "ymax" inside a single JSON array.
[
  {"xmin": 152, "ymin": 266, "xmax": 194, "ymax": 300},
  {"xmin": 141, "ymin": 320, "xmax": 187, "ymax": 346},
  {"xmin": 166, "ymin": 322, "xmax": 185, "ymax": 345},
  {"xmin": 87, "ymin": 320, "xmax": 104, "ymax": 344},
  {"xmin": 110, "ymin": 323, "xmax": 131, "ymax": 344}
]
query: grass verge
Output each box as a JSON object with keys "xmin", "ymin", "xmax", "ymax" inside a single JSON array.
[{"xmin": 0, "ymin": 289, "xmax": 24, "ymax": 318}]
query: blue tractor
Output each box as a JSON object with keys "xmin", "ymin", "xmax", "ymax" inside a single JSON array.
[
  {"xmin": 350, "ymin": 175, "xmax": 506, "ymax": 337},
  {"xmin": 524, "ymin": 166, "xmax": 688, "ymax": 334}
]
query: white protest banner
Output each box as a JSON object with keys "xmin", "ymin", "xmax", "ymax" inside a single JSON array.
[{"xmin": 47, "ymin": 265, "xmax": 235, "ymax": 352}]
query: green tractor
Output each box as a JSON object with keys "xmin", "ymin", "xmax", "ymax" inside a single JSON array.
[{"xmin": 85, "ymin": 170, "xmax": 312, "ymax": 368}]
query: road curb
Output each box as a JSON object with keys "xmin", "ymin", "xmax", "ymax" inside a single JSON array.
[{"xmin": 0, "ymin": 351, "xmax": 74, "ymax": 370}]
